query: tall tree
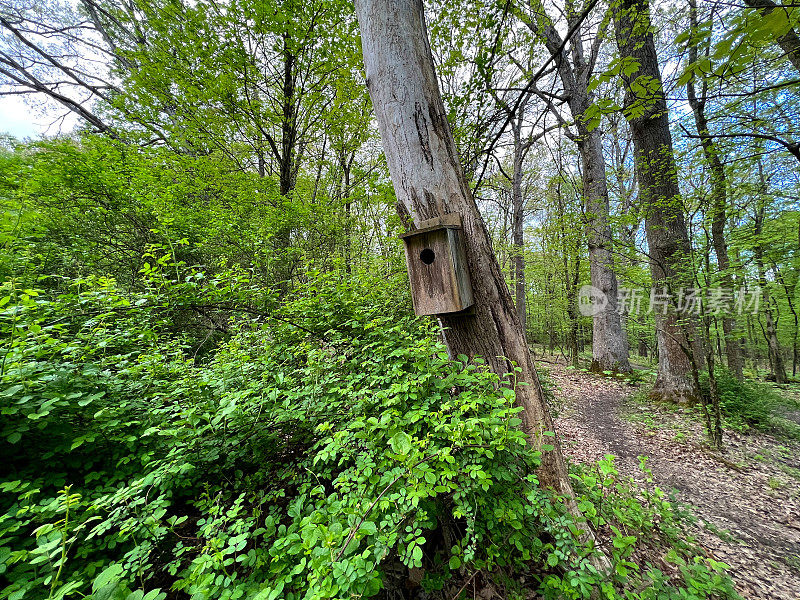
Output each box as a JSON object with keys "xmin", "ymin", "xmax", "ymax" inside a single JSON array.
[
  {"xmin": 613, "ymin": 0, "xmax": 701, "ymax": 403},
  {"xmin": 517, "ymin": 0, "xmax": 632, "ymax": 373},
  {"xmin": 509, "ymin": 96, "xmax": 533, "ymax": 328},
  {"xmin": 754, "ymin": 162, "xmax": 789, "ymax": 383},
  {"xmin": 353, "ymin": 0, "xmax": 575, "ymax": 498},
  {"xmin": 686, "ymin": 0, "xmax": 744, "ymax": 379}
]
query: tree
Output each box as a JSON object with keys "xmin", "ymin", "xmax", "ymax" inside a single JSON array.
[
  {"xmin": 502, "ymin": 105, "xmax": 529, "ymax": 326},
  {"xmin": 353, "ymin": 0, "xmax": 574, "ymax": 497},
  {"xmin": 0, "ymin": 0, "xmax": 121, "ymax": 135},
  {"xmin": 505, "ymin": 94, "xmax": 534, "ymax": 327},
  {"xmin": 613, "ymin": 0, "xmax": 701, "ymax": 403},
  {"xmin": 754, "ymin": 160, "xmax": 789, "ymax": 383},
  {"xmin": 685, "ymin": 0, "xmax": 744, "ymax": 380},
  {"xmin": 743, "ymin": 0, "xmax": 800, "ymax": 74},
  {"xmin": 516, "ymin": 0, "xmax": 632, "ymax": 374}
]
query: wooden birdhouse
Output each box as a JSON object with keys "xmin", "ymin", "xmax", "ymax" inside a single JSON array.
[{"xmin": 400, "ymin": 214, "xmax": 474, "ymax": 316}]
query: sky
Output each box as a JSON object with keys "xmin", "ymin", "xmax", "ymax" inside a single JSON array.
[{"xmin": 0, "ymin": 95, "xmax": 77, "ymax": 140}]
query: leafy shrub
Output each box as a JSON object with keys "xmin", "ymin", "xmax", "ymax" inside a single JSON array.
[
  {"xmin": 624, "ymin": 369, "xmax": 652, "ymax": 385},
  {"xmin": 568, "ymin": 457, "xmax": 739, "ymax": 600},
  {"xmin": 699, "ymin": 369, "xmax": 782, "ymax": 432},
  {"xmin": 1, "ymin": 272, "xmax": 739, "ymax": 600}
]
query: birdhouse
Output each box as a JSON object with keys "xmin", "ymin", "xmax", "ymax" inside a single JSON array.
[{"xmin": 400, "ymin": 214, "xmax": 474, "ymax": 316}]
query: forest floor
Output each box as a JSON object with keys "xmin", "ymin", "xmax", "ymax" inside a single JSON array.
[{"xmin": 545, "ymin": 358, "xmax": 800, "ymax": 600}]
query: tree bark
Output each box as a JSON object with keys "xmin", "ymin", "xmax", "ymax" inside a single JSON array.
[
  {"xmin": 582, "ymin": 130, "xmax": 632, "ymax": 373},
  {"xmin": 687, "ymin": 0, "xmax": 744, "ymax": 380},
  {"xmin": 613, "ymin": 0, "xmax": 701, "ymax": 403},
  {"xmin": 274, "ymin": 30, "xmax": 301, "ymax": 290},
  {"xmin": 280, "ymin": 30, "xmax": 299, "ymax": 198},
  {"xmin": 610, "ymin": 117, "xmax": 639, "ymax": 361},
  {"xmin": 354, "ymin": 0, "xmax": 573, "ymax": 495},
  {"xmin": 523, "ymin": 6, "xmax": 631, "ymax": 373}
]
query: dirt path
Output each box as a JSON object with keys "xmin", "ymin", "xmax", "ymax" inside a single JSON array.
[{"xmin": 547, "ymin": 361, "xmax": 800, "ymax": 600}]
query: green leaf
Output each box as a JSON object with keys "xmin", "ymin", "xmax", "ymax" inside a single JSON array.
[
  {"xmin": 389, "ymin": 431, "xmax": 412, "ymax": 456},
  {"xmin": 359, "ymin": 521, "xmax": 377, "ymax": 535},
  {"xmin": 93, "ymin": 564, "xmax": 124, "ymax": 592}
]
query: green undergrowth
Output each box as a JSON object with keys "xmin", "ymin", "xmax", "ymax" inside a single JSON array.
[
  {"xmin": 626, "ymin": 370, "xmax": 800, "ymax": 440},
  {"xmin": 568, "ymin": 457, "xmax": 738, "ymax": 600},
  {"xmin": 1, "ymin": 272, "xmax": 739, "ymax": 600},
  {"xmin": 699, "ymin": 370, "xmax": 800, "ymax": 438}
]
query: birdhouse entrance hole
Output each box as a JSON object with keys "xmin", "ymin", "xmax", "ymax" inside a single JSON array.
[{"xmin": 399, "ymin": 213, "xmax": 474, "ymax": 316}]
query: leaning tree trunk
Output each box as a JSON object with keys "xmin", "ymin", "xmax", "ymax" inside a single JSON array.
[
  {"xmin": 354, "ymin": 0, "xmax": 573, "ymax": 495},
  {"xmin": 614, "ymin": 0, "xmax": 701, "ymax": 403}
]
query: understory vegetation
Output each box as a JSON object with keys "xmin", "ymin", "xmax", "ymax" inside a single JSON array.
[
  {"xmin": 2, "ymin": 270, "xmax": 738, "ymax": 599},
  {"xmin": 697, "ymin": 370, "xmax": 787, "ymax": 434}
]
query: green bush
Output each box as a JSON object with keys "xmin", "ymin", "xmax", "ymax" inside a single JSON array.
[
  {"xmin": 1, "ymin": 272, "xmax": 739, "ymax": 600},
  {"xmin": 699, "ymin": 369, "xmax": 782, "ymax": 432},
  {"xmin": 566, "ymin": 456, "xmax": 738, "ymax": 600}
]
